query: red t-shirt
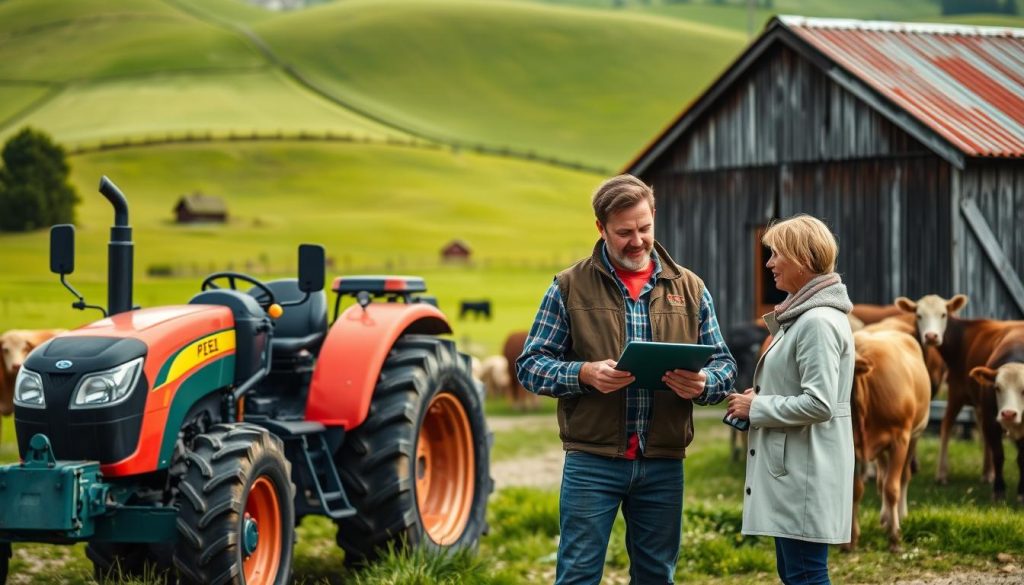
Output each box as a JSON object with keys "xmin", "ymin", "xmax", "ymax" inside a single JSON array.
[
  {"xmin": 613, "ymin": 261, "xmax": 655, "ymax": 301},
  {"xmin": 614, "ymin": 260, "xmax": 655, "ymax": 459}
]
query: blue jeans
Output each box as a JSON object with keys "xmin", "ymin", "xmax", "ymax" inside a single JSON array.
[
  {"xmin": 774, "ymin": 537, "xmax": 830, "ymax": 585},
  {"xmin": 556, "ymin": 451, "xmax": 683, "ymax": 585}
]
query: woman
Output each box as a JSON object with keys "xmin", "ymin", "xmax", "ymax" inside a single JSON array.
[{"xmin": 726, "ymin": 214, "xmax": 855, "ymax": 585}]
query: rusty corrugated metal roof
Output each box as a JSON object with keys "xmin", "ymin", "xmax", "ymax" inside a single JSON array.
[{"xmin": 780, "ymin": 16, "xmax": 1024, "ymax": 159}]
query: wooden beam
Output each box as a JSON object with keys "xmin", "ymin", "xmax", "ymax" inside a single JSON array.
[{"xmin": 960, "ymin": 197, "xmax": 1024, "ymax": 316}]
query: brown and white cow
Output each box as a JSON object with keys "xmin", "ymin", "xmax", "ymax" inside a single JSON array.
[
  {"xmin": 476, "ymin": 355, "xmax": 512, "ymax": 399},
  {"xmin": 844, "ymin": 330, "xmax": 931, "ymax": 552},
  {"xmin": 969, "ymin": 327, "xmax": 1024, "ymax": 503},
  {"xmin": 895, "ymin": 294, "xmax": 1024, "ymax": 493},
  {"xmin": 862, "ymin": 314, "xmax": 948, "ymax": 399}
]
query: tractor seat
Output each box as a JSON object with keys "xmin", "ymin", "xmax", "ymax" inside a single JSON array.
[{"xmin": 251, "ymin": 279, "xmax": 328, "ymax": 357}]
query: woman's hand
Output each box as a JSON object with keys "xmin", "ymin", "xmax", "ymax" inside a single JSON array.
[
  {"xmin": 726, "ymin": 388, "xmax": 755, "ymax": 420},
  {"xmin": 664, "ymin": 369, "xmax": 706, "ymax": 400}
]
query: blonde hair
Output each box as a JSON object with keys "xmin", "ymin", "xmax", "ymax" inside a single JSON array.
[
  {"xmin": 591, "ymin": 174, "xmax": 655, "ymax": 225},
  {"xmin": 762, "ymin": 214, "xmax": 838, "ymax": 274}
]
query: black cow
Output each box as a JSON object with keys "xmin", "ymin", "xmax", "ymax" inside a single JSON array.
[{"xmin": 459, "ymin": 299, "xmax": 492, "ymax": 320}]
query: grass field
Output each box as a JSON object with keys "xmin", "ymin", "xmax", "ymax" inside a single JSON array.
[
  {"xmin": 0, "ymin": 0, "xmax": 262, "ymax": 83},
  {"xmin": 254, "ymin": 0, "xmax": 747, "ymax": 169},
  {"xmin": 2, "ymin": 70, "xmax": 410, "ymax": 146},
  {"xmin": 1, "ymin": 409, "xmax": 1020, "ymax": 583},
  {"xmin": 0, "ymin": 141, "xmax": 598, "ymax": 354},
  {"xmin": 524, "ymin": 0, "xmax": 1024, "ymax": 32}
]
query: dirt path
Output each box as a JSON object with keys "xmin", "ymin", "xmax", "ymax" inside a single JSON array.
[{"xmin": 488, "ymin": 409, "xmax": 733, "ymax": 492}]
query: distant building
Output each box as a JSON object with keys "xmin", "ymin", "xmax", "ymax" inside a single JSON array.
[
  {"xmin": 625, "ymin": 16, "xmax": 1024, "ymax": 326},
  {"xmin": 175, "ymin": 192, "xmax": 227, "ymax": 224},
  {"xmin": 441, "ymin": 239, "xmax": 472, "ymax": 263}
]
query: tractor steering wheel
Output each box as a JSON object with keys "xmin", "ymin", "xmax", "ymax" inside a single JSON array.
[{"xmin": 201, "ymin": 272, "xmax": 277, "ymax": 310}]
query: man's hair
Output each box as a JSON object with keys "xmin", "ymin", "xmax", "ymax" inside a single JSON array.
[
  {"xmin": 591, "ymin": 174, "xmax": 655, "ymax": 226},
  {"xmin": 761, "ymin": 214, "xmax": 839, "ymax": 274}
]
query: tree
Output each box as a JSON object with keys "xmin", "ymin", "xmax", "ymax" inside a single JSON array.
[{"xmin": 0, "ymin": 127, "xmax": 79, "ymax": 232}]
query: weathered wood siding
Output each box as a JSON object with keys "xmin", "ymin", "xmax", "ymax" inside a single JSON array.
[
  {"xmin": 643, "ymin": 43, "xmax": 958, "ymax": 328},
  {"xmin": 957, "ymin": 163, "xmax": 1024, "ymax": 320},
  {"xmin": 664, "ymin": 45, "xmax": 932, "ymax": 173}
]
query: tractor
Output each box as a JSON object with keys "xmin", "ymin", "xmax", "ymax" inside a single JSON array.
[{"xmin": 0, "ymin": 177, "xmax": 492, "ymax": 584}]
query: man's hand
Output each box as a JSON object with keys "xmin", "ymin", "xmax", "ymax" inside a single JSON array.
[
  {"xmin": 663, "ymin": 369, "xmax": 706, "ymax": 400},
  {"xmin": 579, "ymin": 359, "xmax": 634, "ymax": 393},
  {"xmin": 726, "ymin": 388, "xmax": 755, "ymax": 419}
]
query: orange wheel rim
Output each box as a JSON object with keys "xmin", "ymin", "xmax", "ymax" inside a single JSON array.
[
  {"xmin": 242, "ymin": 476, "xmax": 282, "ymax": 584},
  {"xmin": 416, "ymin": 392, "xmax": 475, "ymax": 545}
]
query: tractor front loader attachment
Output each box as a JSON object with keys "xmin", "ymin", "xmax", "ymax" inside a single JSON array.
[{"xmin": 0, "ymin": 434, "xmax": 177, "ymax": 573}]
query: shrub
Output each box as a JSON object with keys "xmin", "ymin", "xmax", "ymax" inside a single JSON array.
[{"xmin": 0, "ymin": 127, "xmax": 79, "ymax": 232}]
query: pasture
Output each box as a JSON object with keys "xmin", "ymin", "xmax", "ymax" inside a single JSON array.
[
  {"xmin": 0, "ymin": 141, "xmax": 598, "ymax": 354},
  {"xmin": 0, "ymin": 408, "xmax": 1020, "ymax": 583},
  {"xmin": 2, "ymin": 0, "xmax": 1023, "ymax": 583}
]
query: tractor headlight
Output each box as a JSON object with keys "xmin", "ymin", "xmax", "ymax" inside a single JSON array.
[
  {"xmin": 14, "ymin": 368, "xmax": 45, "ymax": 408},
  {"xmin": 70, "ymin": 357, "xmax": 144, "ymax": 409}
]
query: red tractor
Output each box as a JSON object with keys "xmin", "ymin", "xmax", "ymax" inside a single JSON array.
[{"xmin": 0, "ymin": 177, "xmax": 491, "ymax": 584}]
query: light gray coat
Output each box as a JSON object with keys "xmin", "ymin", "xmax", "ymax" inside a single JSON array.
[{"xmin": 741, "ymin": 306, "xmax": 855, "ymax": 544}]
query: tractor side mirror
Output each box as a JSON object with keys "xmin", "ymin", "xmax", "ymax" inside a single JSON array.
[
  {"xmin": 297, "ymin": 244, "xmax": 325, "ymax": 293},
  {"xmin": 50, "ymin": 224, "xmax": 75, "ymax": 275}
]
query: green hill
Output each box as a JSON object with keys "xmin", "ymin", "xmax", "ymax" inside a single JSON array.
[
  {"xmin": 0, "ymin": 141, "xmax": 598, "ymax": 352},
  {"xmin": 0, "ymin": 0, "xmax": 407, "ymax": 147},
  {"xmin": 0, "ymin": 0, "xmax": 261, "ymax": 81},
  {"xmin": 517, "ymin": 0, "xmax": 1023, "ymax": 33},
  {"xmin": 255, "ymin": 0, "xmax": 747, "ymax": 169},
  {"xmin": 3, "ymin": 70, "xmax": 410, "ymax": 145}
]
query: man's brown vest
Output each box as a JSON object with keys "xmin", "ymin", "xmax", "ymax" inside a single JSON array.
[{"xmin": 556, "ymin": 240, "xmax": 706, "ymax": 459}]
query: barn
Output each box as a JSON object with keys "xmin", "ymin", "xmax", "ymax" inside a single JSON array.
[
  {"xmin": 174, "ymin": 192, "xmax": 227, "ymax": 224},
  {"xmin": 625, "ymin": 16, "xmax": 1024, "ymax": 329},
  {"xmin": 440, "ymin": 239, "xmax": 472, "ymax": 263}
]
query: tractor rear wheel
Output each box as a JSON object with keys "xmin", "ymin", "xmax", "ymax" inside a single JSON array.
[
  {"xmin": 334, "ymin": 335, "xmax": 492, "ymax": 564},
  {"xmin": 87, "ymin": 542, "xmax": 174, "ymax": 583},
  {"xmin": 173, "ymin": 423, "xmax": 295, "ymax": 585}
]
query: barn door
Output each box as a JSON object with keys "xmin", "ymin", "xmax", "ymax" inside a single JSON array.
[{"xmin": 754, "ymin": 226, "xmax": 786, "ymax": 319}]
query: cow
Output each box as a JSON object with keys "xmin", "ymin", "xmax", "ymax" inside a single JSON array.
[
  {"xmin": 1, "ymin": 329, "xmax": 67, "ymax": 443},
  {"xmin": 1, "ymin": 329, "xmax": 66, "ymax": 415},
  {"xmin": 502, "ymin": 331, "xmax": 539, "ymax": 410},
  {"xmin": 968, "ymin": 327, "xmax": 1024, "ymax": 503},
  {"xmin": 862, "ymin": 314, "xmax": 948, "ymax": 399},
  {"xmin": 458, "ymin": 299, "xmax": 492, "ymax": 320},
  {"xmin": 843, "ymin": 330, "xmax": 930, "ymax": 552},
  {"xmin": 850, "ymin": 303, "xmax": 904, "ymax": 326},
  {"xmin": 895, "ymin": 294, "xmax": 1024, "ymax": 492},
  {"xmin": 477, "ymin": 355, "xmax": 511, "ymax": 400}
]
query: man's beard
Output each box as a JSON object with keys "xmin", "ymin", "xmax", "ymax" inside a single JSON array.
[{"xmin": 609, "ymin": 243, "xmax": 652, "ymax": 271}]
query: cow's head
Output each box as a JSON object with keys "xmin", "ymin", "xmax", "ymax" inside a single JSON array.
[
  {"xmin": 971, "ymin": 364, "xmax": 1024, "ymax": 440},
  {"xmin": 0, "ymin": 331, "xmax": 34, "ymax": 376},
  {"xmin": 894, "ymin": 294, "xmax": 968, "ymax": 347}
]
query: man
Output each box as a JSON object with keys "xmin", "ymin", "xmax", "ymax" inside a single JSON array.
[{"xmin": 517, "ymin": 174, "xmax": 736, "ymax": 584}]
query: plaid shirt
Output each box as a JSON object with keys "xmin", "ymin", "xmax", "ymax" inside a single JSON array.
[{"xmin": 517, "ymin": 245, "xmax": 737, "ymax": 453}]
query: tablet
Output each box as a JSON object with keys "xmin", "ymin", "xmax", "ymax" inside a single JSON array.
[{"xmin": 614, "ymin": 341, "xmax": 716, "ymax": 391}]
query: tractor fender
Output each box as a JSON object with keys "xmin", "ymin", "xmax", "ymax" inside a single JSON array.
[{"xmin": 305, "ymin": 302, "xmax": 451, "ymax": 428}]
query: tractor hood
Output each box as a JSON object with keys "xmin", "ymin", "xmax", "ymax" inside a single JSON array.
[{"xmin": 15, "ymin": 305, "xmax": 236, "ymax": 466}]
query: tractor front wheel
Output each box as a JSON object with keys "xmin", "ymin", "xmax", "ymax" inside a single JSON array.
[
  {"xmin": 173, "ymin": 423, "xmax": 294, "ymax": 585},
  {"xmin": 334, "ymin": 335, "xmax": 492, "ymax": 564}
]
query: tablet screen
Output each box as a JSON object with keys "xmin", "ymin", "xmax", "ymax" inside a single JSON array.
[{"xmin": 614, "ymin": 341, "xmax": 716, "ymax": 391}]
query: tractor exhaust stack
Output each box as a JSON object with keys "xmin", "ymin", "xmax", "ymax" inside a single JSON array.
[{"xmin": 99, "ymin": 176, "xmax": 133, "ymax": 316}]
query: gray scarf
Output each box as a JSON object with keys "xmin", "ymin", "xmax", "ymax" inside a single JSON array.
[{"xmin": 766, "ymin": 273, "xmax": 852, "ymax": 332}]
